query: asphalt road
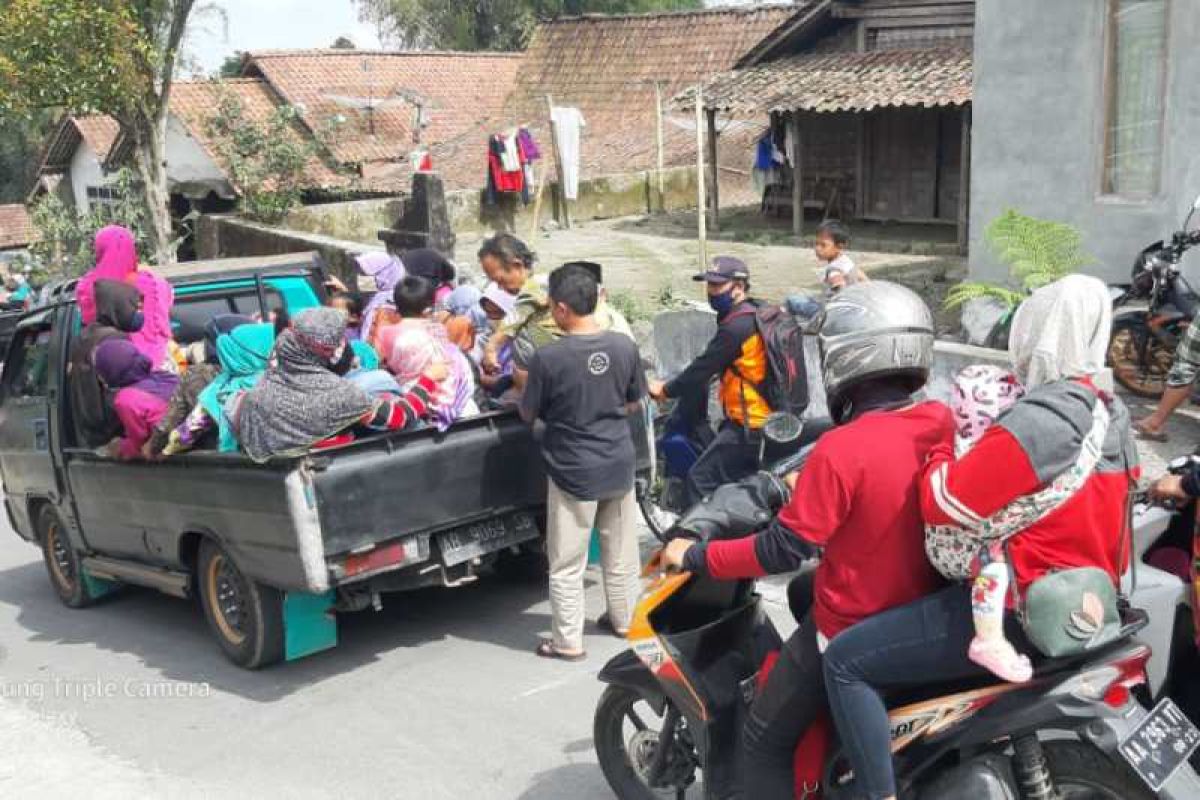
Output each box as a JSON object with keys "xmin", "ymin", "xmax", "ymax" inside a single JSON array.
[{"xmin": 0, "ymin": 515, "xmax": 797, "ymax": 799}]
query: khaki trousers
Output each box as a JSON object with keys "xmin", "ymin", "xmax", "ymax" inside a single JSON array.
[{"xmin": 546, "ymin": 478, "xmax": 640, "ymax": 652}]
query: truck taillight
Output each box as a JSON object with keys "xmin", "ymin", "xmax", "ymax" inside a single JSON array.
[{"xmin": 342, "ymin": 537, "xmax": 423, "ymax": 579}]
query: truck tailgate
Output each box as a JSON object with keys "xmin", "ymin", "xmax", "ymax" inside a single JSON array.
[{"xmin": 309, "ymin": 412, "xmax": 547, "ymax": 556}]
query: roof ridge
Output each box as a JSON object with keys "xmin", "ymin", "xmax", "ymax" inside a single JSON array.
[
  {"xmin": 543, "ymin": 4, "xmax": 796, "ymax": 24},
  {"xmin": 247, "ymin": 49, "xmax": 524, "ymax": 59}
]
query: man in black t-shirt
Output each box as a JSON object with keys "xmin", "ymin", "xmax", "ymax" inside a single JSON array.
[{"xmin": 520, "ymin": 264, "xmax": 647, "ymax": 661}]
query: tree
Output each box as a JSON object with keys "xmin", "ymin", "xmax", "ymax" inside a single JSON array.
[
  {"xmin": 354, "ymin": 0, "xmax": 701, "ymax": 51},
  {"xmin": 0, "ymin": 109, "xmax": 54, "ymax": 203},
  {"xmin": 218, "ymin": 52, "xmax": 245, "ymax": 78},
  {"xmin": 331, "ymin": 36, "xmax": 357, "ymax": 49},
  {"xmin": 0, "ymin": 0, "xmax": 198, "ymax": 264}
]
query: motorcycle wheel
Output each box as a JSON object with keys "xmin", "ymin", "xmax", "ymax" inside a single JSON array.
[
  {"xmin": 1043, "ymin": 741, "xmax": 1154, "ymax": 799},
  {"xmin": 637, "ymin": 473, "xmax": 680, "ymax": 543},
  {"xmin": 594, "ymin": 685, "xmax": 698, "ymax": 799},
  {"xmin": 1108, "ymin": 319, "xmax": 1173, "ymax": 398}
]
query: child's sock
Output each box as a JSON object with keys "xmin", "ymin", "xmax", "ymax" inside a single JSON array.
[{"xmin": 969, "ymin": 559, "xmax": 1033, "ymax": 683}]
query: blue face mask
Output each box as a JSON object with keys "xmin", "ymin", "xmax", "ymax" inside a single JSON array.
[
  {"xmin": 708, "ymin": 289, "xmax": 736, "ymax": 318},
  {"xmin": 126, "ymin": 311, "xmax": 145, "ymax": 332}
]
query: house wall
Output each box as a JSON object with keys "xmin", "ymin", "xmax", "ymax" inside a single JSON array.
[
  {"xmin": 68, "ymin": 141, "xmax": 111, "ymax": 213},
  {"xmin": 164, "ymin": 115, "xmax": 232, "ymax": 199},
  {"xmin": 970, "ymin": 0, "xmax": 1200, "ymax": 283}
]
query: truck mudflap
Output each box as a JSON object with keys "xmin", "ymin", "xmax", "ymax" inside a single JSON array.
[{"xmin": 284, "ymin": 590, "xmax": 337, "ymax": 662}]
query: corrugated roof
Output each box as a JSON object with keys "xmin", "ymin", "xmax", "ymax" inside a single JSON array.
[
  {"xmin": 683, "ymin": 46, "xmax": 973, "ymax": 115},
  {"xmin": 242, "ymin": 50, "xmax": 523, "ymax": 168},
  {"xmin": 429, "ymin": 5, "xmax": 795, "ymax": 190},
  {"xmin": 0, "ymin": 204, "xmax": 34, "ymax": 250}
]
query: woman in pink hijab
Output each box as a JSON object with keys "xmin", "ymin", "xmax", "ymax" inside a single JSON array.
[{"xmin": 77, "ymin": 226, "xmax": 175, "ymax": 368}]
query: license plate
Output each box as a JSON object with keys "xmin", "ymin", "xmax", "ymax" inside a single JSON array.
[
  {"xmin": 1118, "ymin": 698, "xmax": 1200, "ymax": 791},
  {"xmin": 438, "ymin": 513, "xmax": 539, "ymax": 567}
]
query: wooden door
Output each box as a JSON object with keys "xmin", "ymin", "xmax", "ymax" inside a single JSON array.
[{"xmin": 865, "ymin": 108, "xmax": 939, "ymax": 221}]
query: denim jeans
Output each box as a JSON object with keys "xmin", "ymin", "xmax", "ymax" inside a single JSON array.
[
  {"xmin": 742, "ymin": 608, "xmax": 826, "ymax": 799},
  {"xmin": 821, "ymin": 585, "xmax": 998, "ymax": 799}
]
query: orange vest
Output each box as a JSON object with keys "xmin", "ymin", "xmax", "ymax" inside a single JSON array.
[{"xmin": 720, "ymin": 331, "xmax": 770, "ymax": 429}]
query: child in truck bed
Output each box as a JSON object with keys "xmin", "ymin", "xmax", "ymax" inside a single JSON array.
[{"xmin": 93, "ymin": 338, "xmax": 180, "ymax": 461}]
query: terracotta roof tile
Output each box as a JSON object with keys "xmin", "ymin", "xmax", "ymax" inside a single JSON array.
[
  {"xmin": 73, "ymin": 116, "xmax": 121, "ymax": 160},
  {"xmin": 168, "ymin": 79, "xmax": 346, "ymax": 190},
  {"xmin": 428, "ymin": 6, "xmax": 795, "ymax": 190},
  {"xmin": 0, "ymin": 204, "xmax": 34, "ymax": 250},
  {"xmin": 243, "ymin": 50, "xmax": 523, "ymax": 167},
  {"xmin": 686, "ymin": 46, "xmax": 973, "ymax": 115}
]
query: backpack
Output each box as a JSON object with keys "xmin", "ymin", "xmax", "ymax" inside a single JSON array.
[{"xmin": 728, "ymin": 304, "xmax": 810, "ymax": 418}]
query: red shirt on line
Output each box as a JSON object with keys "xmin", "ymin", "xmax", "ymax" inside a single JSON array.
[{"xmin": 703, "ymin": 401, "xmax": 953, "ymax": 639}]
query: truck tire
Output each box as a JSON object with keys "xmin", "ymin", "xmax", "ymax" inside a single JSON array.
[
  {"xmin": 197, "ymin": 539, "xmax": 284, "ymax": 669},
  {"xmin": 38, "ymin": 505, "xmax": 97, "ymax": 609}
]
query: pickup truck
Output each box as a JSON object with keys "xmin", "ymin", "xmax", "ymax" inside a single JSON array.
[{"xmin": 0, "ymin": 252, "xmax": 645, "ymax": 668}]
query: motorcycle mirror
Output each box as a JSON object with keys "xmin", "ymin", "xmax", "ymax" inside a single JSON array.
[{"xmin": 763, "ymin": 412, "xmax": 804, "ymax": 445}]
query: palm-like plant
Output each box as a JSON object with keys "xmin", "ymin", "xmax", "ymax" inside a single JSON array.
[{"xmin": 945, "ymin": 209, "xmax": 1093, "ymax": 309}]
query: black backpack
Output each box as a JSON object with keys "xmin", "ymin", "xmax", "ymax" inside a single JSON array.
[{"xmin": 729, "ymin": 304, "xmax": 810, "ymax": 418}]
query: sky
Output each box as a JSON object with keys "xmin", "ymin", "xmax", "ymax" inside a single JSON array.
[{"xmin": 187, "ymin": 0, "xmax": 385, "ymax": 76}]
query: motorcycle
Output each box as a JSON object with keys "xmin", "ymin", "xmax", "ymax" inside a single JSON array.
[
  {"xmin": 1108, "ymin": 193, "xmax": 1200, "ymax": 398},
  {"xmin": 596, "ymin": 418, "xmax": 1200, "ymax": 799}
]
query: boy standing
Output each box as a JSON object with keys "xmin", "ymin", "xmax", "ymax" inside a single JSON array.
[
  {"xmin": 520, "ymin": 264, "xmax": 647, "ymax": 661},
  {"xmin": 814, "ymin": 220, "xmax": 866, "ymax": 293}
]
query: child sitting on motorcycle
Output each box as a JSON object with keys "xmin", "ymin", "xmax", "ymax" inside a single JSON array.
[
  {"xmin": 663, "ymin": 282, "xmax": 953, "ymax": 799},
  {"xmin": 925, "ymin": 364, "xmax": 1033, "ymax": 684}
]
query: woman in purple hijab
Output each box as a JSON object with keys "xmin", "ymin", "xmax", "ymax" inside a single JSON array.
[
  {"xmin": 93, "ymin": 338, "xmax": 179, "ymax": 460},
  {"xmin": 357, "ymin": 252, "xmax": 405, "ymax": 345}
]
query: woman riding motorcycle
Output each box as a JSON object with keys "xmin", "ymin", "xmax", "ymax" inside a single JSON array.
[
  {"xmin": 819, "ymin": 274, "xmax": 1136, "ymax": 800},
  {"xmin": 663, "ymin": 281, "xmax": 954, "ymax": 798}
]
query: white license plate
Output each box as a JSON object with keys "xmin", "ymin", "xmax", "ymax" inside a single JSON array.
[
  {"xmin": 1119, "ymin": 698, "xmax": 1200, "ymax": 791},
  {"xmin": 439, "ymin": 513, "xmax": 539, "ymax": 567}
]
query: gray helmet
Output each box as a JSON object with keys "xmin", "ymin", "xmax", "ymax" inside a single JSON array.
[{"xmin": 818, "ymin": 281, "xmax": 934, "ymax": 423}]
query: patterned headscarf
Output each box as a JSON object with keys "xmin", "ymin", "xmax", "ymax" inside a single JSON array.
[
  {"xmin": 234, "ymin": 308, "xmax": 374, "ymax": 462},
  {"xmin": 950, "ymin": 364, "xmax": 1026, "ymax": 457}
]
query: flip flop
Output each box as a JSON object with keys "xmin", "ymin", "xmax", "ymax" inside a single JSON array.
[
  {"xmin": 535, "ymin": 640, "xmax": 586, "ymax": 662},
  {"xmin": 1133, "ymin": 422, "xmax": 1170, "ymax": 443},
  {"xmin": 596, "ymin": 613, "xmax": 630, "ymax": 638}
]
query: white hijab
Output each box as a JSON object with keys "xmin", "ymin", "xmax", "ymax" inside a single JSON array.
[{"xmin": 1009, "ymin": 274, "xmax": 1112, "ymax": 389}]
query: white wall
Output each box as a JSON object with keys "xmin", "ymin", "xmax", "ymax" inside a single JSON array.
[
  {"xmin": 68, "ymin": 141, "xmax": 112, "ymax": 213},
  {"xmin": 164, "ymin": 115, "xmax": 233, "ymax": 198}
]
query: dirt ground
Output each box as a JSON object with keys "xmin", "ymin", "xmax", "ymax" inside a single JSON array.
[{"xmin": 455, "ymin": 212, "xmax": 966, "ymax": 330}]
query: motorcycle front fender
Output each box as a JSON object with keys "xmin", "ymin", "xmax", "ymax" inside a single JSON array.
[{"xmin": 598, "ymin": 649, "xmax": 667, "ymax": 714}]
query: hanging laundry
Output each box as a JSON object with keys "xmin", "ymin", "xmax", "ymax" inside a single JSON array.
[
  {"xmin": 517, "ymin": 127, "xmax": 541, "ymax": 162},
  {"xmin": 487, "ymin": 134, "xmax": 524, "ymax": 200},
  {"xmin": 550, "ymin": 106, "xmax": 585, "ymax": 201},
  {"xmin": 500, "ymin": 132, "xmax": 522, "ymax": 172}
]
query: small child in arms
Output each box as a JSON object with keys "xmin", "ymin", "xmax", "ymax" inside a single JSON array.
[
  {"xmin": 928, "ymin": 364, "xmax": 1032, "ymax": 683},
  {"xmin": 813, "ymin": 220, "xmax": 866, "ymax": 294}
]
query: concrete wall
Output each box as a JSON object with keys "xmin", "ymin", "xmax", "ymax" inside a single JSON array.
[
  {"xmin": 68, "ymin": 141, "xmax": 111, "ymax": 213},
  {"xmin": 283, "ymin": 197, "xmax": 405, "ymax": 244},
  {"xmin": 971, "ymin": 0, "xmax": 1200, "ymax": 284},
  {"xmin": 195, "ymin": 214, "xmax": 382, "ymax": 283},
  {"xmin": 164, "ymin": 115, "xmax": 232, "ymax": 199}
]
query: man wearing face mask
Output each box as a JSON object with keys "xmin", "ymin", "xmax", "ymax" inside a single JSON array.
[{"xmin": 648, "ymin": 256, "xmax": 771, "ymax": 503}]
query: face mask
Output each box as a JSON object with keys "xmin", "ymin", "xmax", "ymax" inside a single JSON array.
[
  {"xmin": 708, "ymin": 290, "xmax": 736, "ymax": 318},
  {"xmin": 331, "ymin": 342, "xmax": 354, "ymax": 376},
  {"xmin": 126, "ymin": 311, "xmax": 145, "ymax": 332}
]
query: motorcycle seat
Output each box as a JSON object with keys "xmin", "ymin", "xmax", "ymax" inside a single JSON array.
[{"xmin": 883, "ymin": 607, "xmax": 1150, "ymax": 709}]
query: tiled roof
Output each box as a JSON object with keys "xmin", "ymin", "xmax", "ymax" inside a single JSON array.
[
  {"xmin": 73, "ymin": 116, "xmax": 121, "ymax": 160},
  {"xmin": 167, "ymin": 79, "xmax": 346, "ymax": 190},
  {"xmin": 684, "ymin": 46, "xmax": 973, "ymax": 115},
  {"xmin": 0, "ymin": 204, "xmax": 34, "ymax": 250},
  {"xmin": 242, "ymin": 50, "xmax": 523, "ymax": 167},
  {"xmin": 482, "ymin": 5, "xmax": 796, "ymax": 183}
]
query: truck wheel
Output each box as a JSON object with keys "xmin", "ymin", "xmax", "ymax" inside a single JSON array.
[
  {"xmin": 197, "ymin": 540, "xmax": 284, "ymax": 669},
  {"xmin": 38, "ymin": 505, "xmax": 96, "ymax": 609}
]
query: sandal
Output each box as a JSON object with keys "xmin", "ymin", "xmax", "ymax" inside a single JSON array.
[
  {"xmin": 1133, "ymin": 421, "xmax": 1170, "ymax": 443},
  {"xmin": 597, "ymin": 613, "xmax": 630, "ymax": 638},
  {"xmin": 535, "ymin": 640, "xmax": 586, "ymax": 662}
]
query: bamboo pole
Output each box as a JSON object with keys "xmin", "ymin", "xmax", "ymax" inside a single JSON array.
[
  {"xmin": 545, "ymin": 94, "xmax": 571, "ymax": 230},
  {"xmin": 654, "ymin": 81, "xmax": 665, "ymax": 212}
]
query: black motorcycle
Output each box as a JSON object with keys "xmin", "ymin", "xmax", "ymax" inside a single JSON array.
[
  {"xmin": 1109, "ymin": 196, "xmax": 1200, "ymax": 398},
  {"xmin": 596, "ymin": 420, "xmax": 1200, "ymax": 799}
]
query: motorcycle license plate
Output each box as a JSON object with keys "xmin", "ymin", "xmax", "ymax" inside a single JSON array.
[
  {"xmin": 1118, "ymin": 698, "xmax": 1200, "ymax": 791},
  {"xmin": 438, "ymin": 513, "xmax": 539, "ymax": 567}
]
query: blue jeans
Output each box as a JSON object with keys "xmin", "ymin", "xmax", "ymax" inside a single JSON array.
[{"xmin": 821, "ymin": 586, "xmax": 987, "ymax": 799}]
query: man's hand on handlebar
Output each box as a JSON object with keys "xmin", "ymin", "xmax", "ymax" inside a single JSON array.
[
  {"xmin": 647, "ymin": 379, "xmax": 667, "ymax": 403},
  {"xmin": 661, "ymin": 538, "xmax": 695, "ymax": 571},
  {"xmin": 1150, "ymin": 474, "xmax": 1190, "ymax": 504}
]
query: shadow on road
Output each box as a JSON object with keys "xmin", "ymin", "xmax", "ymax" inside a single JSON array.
[
  {"xmin": 0, "ymin": 558, "xmax": 567, "ymax": 703},
  {"xmin": 517, "ymin": 761, "xmax": 616, "ymax": 800}
]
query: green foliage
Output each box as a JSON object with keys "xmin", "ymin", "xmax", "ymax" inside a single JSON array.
[
  {"xmin": 0, "ymin": 109, "xmax": 55, "ymax": 203},
  {"xmin": 354, "ymin": 0, "xmax": 701, "ymax": 51},
  {"xmin": 945, "ymin": 209, "xmax": 1094, "ymax": 310},
  {"xmin": 28, "ymin": 168, "xmax": 154, "ymax": 277},
  {"xmin": 205, "ymin": 85, "xmax": 315, "ymax": 224},
  {"xmin": 217, "ymin": 52, "xmax": 244, "ymax": 78},
  {"xmin": 606, "ymin": 288, "xmax": 647, "ymax": 325}
]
